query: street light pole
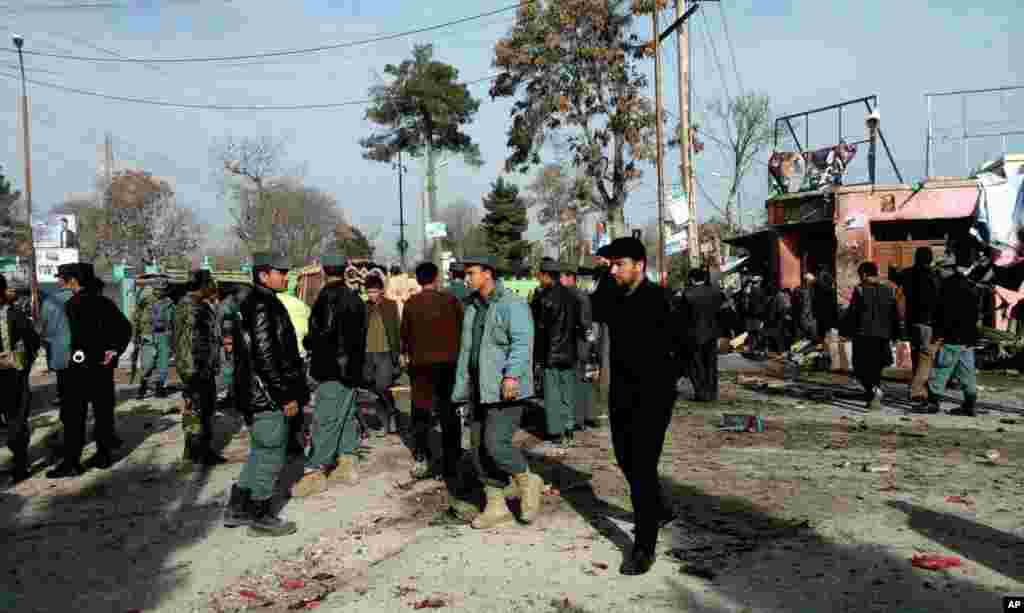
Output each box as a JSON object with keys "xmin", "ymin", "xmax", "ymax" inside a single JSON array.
[
  {"xmin": 13, "ymin": 35, "xmax": 39, "ymax": 320},
  {"xmin": 394, "ymin": 151, "xmax": 408, "ymax": 271}
]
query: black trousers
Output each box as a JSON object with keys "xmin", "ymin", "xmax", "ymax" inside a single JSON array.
[
  {"xmin": 853, "ymin": 336, "xmax": 890, "ymax": 395},
  {"xmin": 609, "ymin": 381, "xmax": 675, "ymax": 553},
  {"xmin": 409, "ymin": 363, "xmax": 461, "ymax": 478},
  {"xmin": 63, "ymin": 364, "xmax": 116, "ymax": 463},
  {"xmin": 186, "ymin": 378, "xmax": 217, "ymax": 454},
  {"xmin": 689, "ymin": 339, "xmax": 719, "ymax": 402},
  {"xmin": 2, "ymin": 370, "xmax": 30, "ymax": 468}
]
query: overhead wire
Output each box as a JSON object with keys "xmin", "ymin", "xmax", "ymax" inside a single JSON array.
[
  {"xmin": 717, "ymin": 1, "xmax": 744, "ymax": 95},
  {"xmin": 0, "ymin": 71, "xmax": 499, "ymax": 111},
  {"xmin": 0, "ymin": 2, "xmax": 527, "ymax": 64}
]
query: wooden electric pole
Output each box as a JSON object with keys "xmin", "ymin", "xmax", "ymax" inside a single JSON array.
[
  {"xmin": 652, "ymin": 8, "xmax": 667, "ymax": 286},
  {"xmin": 676, "ymin": 0, "xmax": 700, "ymax": 269}
]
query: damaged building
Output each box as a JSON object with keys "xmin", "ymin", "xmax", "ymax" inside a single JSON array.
[{"xmin": 727, "ymin": 93, "xmax": 1024, "ymax": 333}]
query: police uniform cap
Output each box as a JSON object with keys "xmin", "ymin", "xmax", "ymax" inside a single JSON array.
[
  {"xmin": 321, "ymin": 254, "xmax": 347, "ymax": 268},
  {"xmin": 251, "ymin": 252, "xmax": 290, "ymax": 271},
  {"xmin": 462, "ymin": 255, "xmax": 498, "ymax": 271}
]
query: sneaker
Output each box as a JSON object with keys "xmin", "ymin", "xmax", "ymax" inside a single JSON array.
[{"xmin": 867, "ymin": 387, "xmax": 884, "ymax": 411}]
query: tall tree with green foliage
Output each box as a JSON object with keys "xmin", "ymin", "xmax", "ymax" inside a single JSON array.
[
  {"xmin": 480, "ymin": 177, "xmax": 530, "ymax": 269},
  {"xmin": 0, "ymin": 168, "xmax": 23, "ymax": 255},
  {"xmin": 491, "ymin": 0, "xmax": 660, "ymax": 239},
  {"xmin": 361, "ymin": 44, "xmax": 484, "ymax": 265},
  {"xmin": 708, "ymin": 93, "xmax": 772, "ymax": 233}
]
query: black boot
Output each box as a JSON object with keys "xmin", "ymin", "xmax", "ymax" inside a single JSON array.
[
  {"xmin": 46, "ymin": 460, "xmax": 84, "ymax": 479},
  {"xmin": 136, "ymin": 384, "xmax": 149, "ymax": 401},
  {"xmin": 154, "ymin": 385, "xmax": 169, "ymax": 399},
  {"xmin": 85, "ymin": 448, "xmax": 115, "ymax": 470},
  {"xmin": 620, "ymin": 545, "xmax": 656, "ymax": 576},
  {"xmin": 386, "ymin": 410, "xmax": 400, "ymax": 435},
  {"xmin": 247, "ymin": 498, "xmax": 298, "ymax": 537},
  {"xmin": 223, "ymin": 484, "xmax": 254, "ymax": 528},
  {"xmin": 950, "ymin": 395, "xmax": 977, "ymax": 417}
]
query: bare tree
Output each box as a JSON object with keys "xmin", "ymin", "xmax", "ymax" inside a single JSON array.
[
  {"xmin": 263, "ymin": 185, "xmax": 345, "ymax": 267},
  {"xmin": 437, "ymin": 199, "xmax": 482, "ymax": 259},
  {"xmin": 94, "ymin": 170, "xmax": 204, "ymax": 267},
  {"xmin": 210, "ymin": 134, "xmax": 290, "ymax": 249},
  {"xmin": 708, "ymin": 93, "xmax": 773, "ymax": 232},
  {"xmin": 524, "ymin": 164, "xmax": 591, "ymax": 261}
]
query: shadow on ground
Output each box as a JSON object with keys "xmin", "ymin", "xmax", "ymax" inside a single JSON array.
[
  {"xmin": 523, "ymin": 403, "xmax": 1019, "ymax": 613},
  {"xmin": 1, "ymin": 398, "xmax": 247, "ymax": 612}
]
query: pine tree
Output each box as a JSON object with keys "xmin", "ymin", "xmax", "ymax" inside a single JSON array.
[
  {"xmin": 0, "ymin": 168, "xmax": 23, "ymax": 255},
  {"xmin": 480, "ymin": 177, "xmax": 529, "ymax": 270}
]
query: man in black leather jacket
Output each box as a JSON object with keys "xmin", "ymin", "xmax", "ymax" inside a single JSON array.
[
  {"xmin": 47, "ymin": 263, "xmax": 133, "ymax": 478},
  {"xmin": 292, "ymin": 254, "xmax": 367, "ymax": 498},
  {"xmin": 535, "ymin": 259, "xmax": 580, "ymax": 449},
  {"xmin": 224, "ymin": 253, "xmax": 308, "ymax": 537},
  {"xmin": 676, "ymin": 268, "xmax": 726, "ymax": 401}
]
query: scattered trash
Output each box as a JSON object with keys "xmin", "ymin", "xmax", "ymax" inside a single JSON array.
[
  {"xmin": 982, "ymin": 450, "xmax": 1002, "ymax": 464},
  {"xmin": 311, "ymin": 573, "xmax": 335, "ymax": 582},
  {"xmin": 911, "ymin": 553, "xmax": 962, "ymax": 570},
  {"xmin": 898, "ymin": 431, "xmax": 927, "ymax": 438},
  {"xmin": 413, "ymin": 596, "xmax": 449, "ymax": 609},
  {"xmin": 862, "ymin": 463, "xmax": 893, "ymax": 473},
  {"xmin": 720, "ymin": 414, "xmax": 765, "ymax": 433},
  {"xmin": 281, "ymin": 579, "xmax": 306, "ymax": 590},
  {"xmin": 238, "ymin": 589, "xmax": 261, "ymax": 600},
  {"xmin": 945, "ymin": 495, "xmax": 974, "ymax": 506},
  {"xmin": 999, "ymin": 418, "xmax": 1018, "ymax": 425},
  {"xmin": 833, "ymin": 461, "xmax": 852, "ymax": 469}
]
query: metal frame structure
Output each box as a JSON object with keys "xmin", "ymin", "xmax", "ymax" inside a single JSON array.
[
  {"xmin": 772, "ymin": 95, "xmax": 903, "ymax": 190},
  {"xmin": 924, "ymin": 84, "xmax": 1024, "ymax": 178}
]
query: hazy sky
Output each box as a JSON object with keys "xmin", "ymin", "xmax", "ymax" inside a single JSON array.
[{"xmin": 0, "ymin": 0, "xmax": 1018, "ymax": 262}]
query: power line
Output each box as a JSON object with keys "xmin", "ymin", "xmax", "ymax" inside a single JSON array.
[
  {"xmin": 0, "ymin": 71, "xmax": 498, "ymax": 111},
  {"xmin": 1, "ymin": 2, "xmax": 526, "ymax": 64},
  {"xmin": 717, "ymin": 1, "xmax": 744, "ymax": 95},
  {"xmin": 697, "ymin": 6, "xmax": 735, "ymax": 136}
]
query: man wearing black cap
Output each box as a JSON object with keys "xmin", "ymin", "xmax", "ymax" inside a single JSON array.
[
  {"xmin": 451, "ymin": 255, "xmax": 542, "ymax": 529},
  {"xmin": 1, "ymin": 272, "xmax": 40, "ymax": 484},
  {"xmin": 174, "ymin": 269, "xmax": 225, "ymax": 466},
  {"xmin": 48, "ymin": 262, "xmax": 133, "ymax": 478},
  {"xmin": 535, "ymin": 259, "xmax": 580, "ymax": 448},
  {"xmin": 225, "ymin": 253, "xmax": 307, "ymax": 536},
  {"xmin": 676, "ymin": 268, "xmax": 725, "ymax": 402},
  {"xmin": 591, "ymin": 236, "xmax": 684, "ymax": 575},
  {"xmin": 292, "ymin": 254, "xmax": 367, "ymax": 497}
]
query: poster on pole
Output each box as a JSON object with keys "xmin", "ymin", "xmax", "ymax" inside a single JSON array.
[
  {"xmin": 666, "ymin": 229, "xmax": 689, "ymax": 256},
  {"xmin": 425, "ymin": 221, "xmax": 448, "ymax": 240},
  {"xmin": 667, "ymin": 185, "xmax": 689, "ymax": 225},
  {"xmin": 35, "ymin": 248, "xmax": 79, "ymax": 283},
  {"xmin": 32, "ymin": 213, "xmax": 79, "ymax": 249}
]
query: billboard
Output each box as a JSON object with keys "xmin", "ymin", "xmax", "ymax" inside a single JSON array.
[
  {"xmin": 35, "ymin": 248, "xmax": 79, "ymax": 283},
  {"xmin": 33, "ymin": 213, "xmax": 79, "ymax": 249}
]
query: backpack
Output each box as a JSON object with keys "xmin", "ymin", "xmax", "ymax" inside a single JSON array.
[{"xmin": 174, "ymin": 298, "xmax": 195, "ymax": 383}]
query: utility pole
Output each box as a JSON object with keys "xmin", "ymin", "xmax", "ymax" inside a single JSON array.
[
  {"xmin": 652, "ymin": 8, "xmax": 668, "ymax": 286},
  {"xmin": 13, "ymin": 35, "xmax": 39, "ymax": 320},
  {"xmin": 676, "ymin": 0, "xmax": 700, "ymax": 270}
]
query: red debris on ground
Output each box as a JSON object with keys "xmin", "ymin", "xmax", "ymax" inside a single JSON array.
[{"xmin": 911, "ymin": 553, "xmax": 962, "ymax": 570}]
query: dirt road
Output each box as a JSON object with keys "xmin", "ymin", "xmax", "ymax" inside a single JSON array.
[{"xmin": 2, "ymin": 359, "xmax": 1022, "ymax": 612}]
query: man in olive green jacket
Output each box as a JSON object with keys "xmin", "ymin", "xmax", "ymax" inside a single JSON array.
[{"xmin": 451, "ymin": 255, "xmax": 542, "ymax": 530}]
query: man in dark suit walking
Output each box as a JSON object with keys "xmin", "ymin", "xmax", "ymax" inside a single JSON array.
[{"xmin": 677, "ymin": 269, "xmax": 725, "ymax": 401}]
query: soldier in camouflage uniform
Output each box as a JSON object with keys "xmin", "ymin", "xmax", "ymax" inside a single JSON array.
[
  {"xmin": 174, "ymin": 270, "xmax": 225, "ymax": 465},
  {"xmin": 134, "ymin": 282, "xmax": 175, "ymax": 399}
]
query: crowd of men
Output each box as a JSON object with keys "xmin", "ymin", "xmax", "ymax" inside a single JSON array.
[
  {"xmin": 5, "ymin": 237, "xmax": 987, "ymax": 577},
  {"xmin": 2, "ymin": 235, "xmax": 714, "ymax": 576}
]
